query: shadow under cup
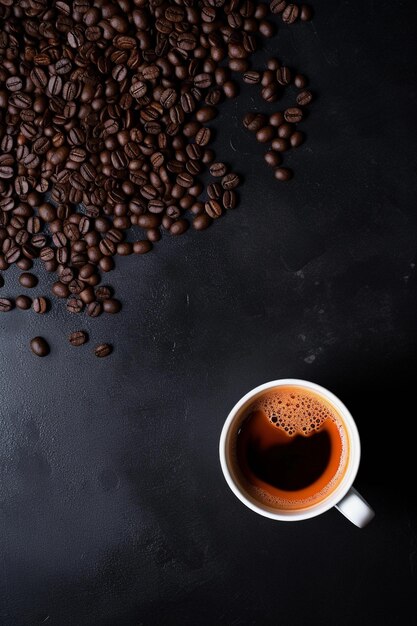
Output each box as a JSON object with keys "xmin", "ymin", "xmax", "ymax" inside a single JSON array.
[{"xmin": 220, "ymin": 380, "xmax": 360, "ymax": 521}]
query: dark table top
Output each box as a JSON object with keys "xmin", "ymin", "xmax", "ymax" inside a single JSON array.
[{"xmin": 1, "ymin": 2, "xmax": 417, "ymax": 625}]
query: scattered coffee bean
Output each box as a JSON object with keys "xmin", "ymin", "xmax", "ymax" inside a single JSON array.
[
  {"xmin": 209, "ymin": 163, "xmax": 228, "ymax": 177},
  {"xmin": 16, "ymin": 295, "xmax": 32, "ymax": 310},
  {"xmin": 256, "ymin": 126, "xmax": 275, "ymax": 143},
  {"xmin": 95, "ymin": 343, "xmax": 112, "ymax": 358},
  {"xmin": 95, "ymin": 287, "xmax": 112, "ymax": 302},
  {"xmin": 290, "ymin": 131, "xmax": 305, "ymax": 148},
  {"xmin": 296, "ymin": 90, "xmax": 313, "ymax": 106},
  {"xmin": 32, "ymin": 297, "xmax": 48, "ymax": 314},
  {"xmin": 30, "ymin": 337, "xmax": 50, "ymax": 357},
  {"xmin": 264, "ymin": 151, "xmax": 282, "ymax": 167},
  {"xmin": 69, "ymin": 331, "xmax": 88, "ymax": 347},
  {"xmin": 0, "ymin": 298, "xmax": 14, "ymax": 312},
  {"xmin": 282, "ymin": 4, "xmax": 299, "ymax": 23},
  {"xmin": 67, "ymin": 298, "xmax": 83, "ymax": 314},
  {"xmin": 18, "ymin": 273, "xmax": 38, "ymax": 289},
  {"xmin": 300, "ymin": 5, "xmax": 313, "ymax": 21},
  {"xmin": 274, "ymin": 167, "xmax": 293, "ymax": 181},
  {"xmin": 284, "ymin": 107, "xmax": 304, "ymax": 123},
  {"xmin": 86, "ymin": 301, "xmax": 102, "ymax": 318}
]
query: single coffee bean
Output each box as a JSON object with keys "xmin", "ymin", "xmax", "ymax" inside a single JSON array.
[
  {"xmin": 95, "ymin": 343, "xmax": 112, "ymax": 358},
  {"xmin": 133, "ymin": 240, "xmax": 153, "ymax": 254},
  {"xmin": 243, "ymin": 113, "xmax": 266, "ymax": 132},
  {"xmin": 276, "ymin": 67, "xmax": 292, "ymax": 85},
  {"xmin": 193, "ymin": 214, "xmax": 212, "ymax": 230},
  {"xmin": 18, "ymin": 273, "xmax": 38, "ymax": 288},
  {"xmin": 102, "ymin": 298, "xmax": 121, "ymax": 314},
  {"xmin": 274, "ymin": 167, "xmax": 293, "ymax": 181},
  {"xmin": 262, "ymin": 85, "xmax": 279, "ymax": 103},
  {"xmin": 272, "ymin": 138, "xmax": 290, "ymax": 152},
  {"xmin": 67, "ymin": 297, "xmax": 83, "ymax": 314},
  {"xmin": 256, "ymin": 126, "xmax": 275, "ymax": 143},
  {"xmin": 30, "ymin": 337, "xmax": 50, "ymax": 357},
  {"xmin": 207, "ymin": 183, "xmax": 222, "ymax": 199},
  {"xmin": 32, "ymin": 297, "xmax": 49, "ymax": 314},
  {"xmin": 243, "ymin": 71, "xmax": 261, "ymax": 85},
  {"xmin": 282, "ymin": 4, "xmax": 299, "ymax": 23},
  {"xmin": 296, "ymin": 90, "xmax": 313, "ymax": 106},
  {"xmin": 86, "ymin": 301, "xmax": 102, "ymax": 317},
  {"xmin": 0, "ymin": 298, "xmax": 14, "ymax": 312},
  {"xmin": 222, "ymin": 190, "xmax": 237, "ymax": 210},
  {"xmin": 69, "ymin": 331, "xmax": 88, "ymax": 347},
  {"xmin": 294, "ymin": 74, "xmax": 308, "ymax": 89},
  {"xmin": 205, "ymin": 200, "xmax": 222, "ymax": 219},
  {"xmin": 270, "ymin": 0, "xmax": 287, "ymax": 14},
  {"xmin": 16, "ymin": 295, "xmax": 32, "ymax": 310},
  {"xmin": 290, "ymin": 131, "xmax": 305, "ymax": 148},
  {"xmin": 284, "ymin": 107, "xmax": 303, "ymax": 123},
  {"xmin": 300, "ymin": 5, "xmax": 313, "ymax": 21},
  {"xmin": 209, "ymin": 162, "xmax": 228, "ymax": 177},
  {"xmin": 264, "ymin": 150, "xmax": 282, "ymax": 167},
  {"xmin": 269, "ymin": 112, "xmax": 285, "ymax": 127},
  {"xmin": 277, "ymin": 123, "xmax": 294, "ymax": 139},
  {"xmin": 170, "ymin": 219, "xmax": 189, "ymax": 236},
  {"xmin": 222, "ymin": 173, "xmax": 240, "ymax": 189},
  {"xmin": 95, "ymin": 286, "xmax": 112, "ymax": 301},
  {"xmin": 52, "ymin": 281, "xmax": 70, "ymax": 299}
]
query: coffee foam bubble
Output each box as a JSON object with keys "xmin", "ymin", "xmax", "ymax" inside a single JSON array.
[{"xmin": 253, "ymin": 389, "xmax": 340, "ymax": 436}]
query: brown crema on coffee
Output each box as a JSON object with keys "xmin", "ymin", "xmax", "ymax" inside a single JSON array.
[{"xmin": 0, "ymin": 1, "xmax": 313, "ymax": 353}]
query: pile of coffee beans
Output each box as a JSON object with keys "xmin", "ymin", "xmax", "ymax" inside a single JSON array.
[
  {"xmin": 243, "ymin": 56, "xmax": 313, "ymax": 181},
  {"xmin": 0, "ymin": 0, "xmax": 313, "ymax": 357}
]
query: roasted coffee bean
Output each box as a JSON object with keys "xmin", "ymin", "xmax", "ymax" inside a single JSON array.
[
  {"xmin": 277, "ymin": 123, "xmax": 294, "ymax": 139},
  {"xmin": 284, "ymin": 107, "xmax": 303, "ymax": 123},
  {"xmin": 133, "ymin": 240, "xmax": 152, "ymax": 254},
  {"xmin": 95, "ymin": 286, "xmax": 112, "ymax": 301},
  {"xmin": 256, "ymin": 126, "xmax": 275, "ymax": 143},
  {"xmin": 193, "ymin": 214, "xmax": 212, "ymax": 230},
  {"xmin": 264, "ymin": 150, "xmax": 282, "ymax": 167},
  {"xmin": 67, "ymin": 297, "xmax": 83, "ymax": 314},
  {"xmin": 16, "ymin": 295, "xmax": 32, "ymax": 310},
  {"xmin": 209, "ymin": 163, "xmax": 228, "ymax": 177},
  {"xmin": 282, "ymin": 4, "xmax": 299, "ymax": 23},
  {"xmin": 262, "ymin": 85, "xmax": 279, "ymax": 102},
  {"xmin": 30, "ymin": 337, "xmax": 50, "ymax": 357},
  {"xmin": 276, "ymin": 67, "xmax": 292, "ymax": 85},
  {"xmin": 205, "ymin": 200, "xmax": 222, "ymax": 219},
  {"xmin": 95, "ymin": 343, "xmax": 112, "ymax": 358},
  {"xmin": 222, "ymin": 173, "xmax": 240, "ymax": 189},
  {"xmin": 69, "ymin": 331, "xmax": 88, "ymax": 347},
  {"xmin": 269, "ymin": 112, "xmax": 285, "ymax": 127},
  {"xmin": 86, "ymin": 301, "xmax": 102, "ymax": 317},
  {"xmin": 272, "ymin": 138, "xmax": 290, "ymax": 152},
  {"xmin": 243, "ymin": 71, "xmax": 261, "ymax": 85},
  {"xmin": 290, "ymin": 131, "xmax": 305, "ymax": 148},
  {"xmin": 19, "ymin": 273, "xmax": 38, "ymax": 288},
  {"xmin": 207, "ymin": 183, "xmax": 222, "ymax": 199},
  {"xmin": 0, "ymin": 298, "xmax": 14, "ymax": 312},
  {"xmin": 300, "ymin": 5, "xmax": 313, "ymax": 21},
  {"xmin": 52, "ymin": 281, "xmax": 70, "ymax": 298},
  {"xmin": 274, "ymin": 167, "xmax": 293, "ymax": 181},
  {"xmin": 101, "ymin": 298, "xmax": 121, "ymax": 314},
  {"xmin": 222, "ymin": 190, "xmax": 237, "ymax": 210},
  {"xmin": 243, "ymin": 113, "xmax": 266, "ymax": 132},
  {"xmin": 170, "ymin": 219, "xmax": 189, "ymax": 236},
  {"xmin": 296, "ymin": 90, "xmax": 313, "ymax": 106},
  {"xmin": 32, "ymin": 297, "xmax": 49, "ymax": 314},
  {"xmin": 270, "ymin": 0, "xmax": 287, "ymax": 14},
  {"xmin": 294, "ymin": 74, "xmax": 308, "ymax": 88}
]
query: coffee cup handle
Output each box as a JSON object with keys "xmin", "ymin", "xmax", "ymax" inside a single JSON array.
[{"xmin": 335, "ymin": 487, "xmax": 375, "ymax": 528}]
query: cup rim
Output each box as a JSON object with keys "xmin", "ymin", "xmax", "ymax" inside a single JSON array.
[{"xmin": 219, "ymin": 379, "xmax": 361, "ymax": 521}]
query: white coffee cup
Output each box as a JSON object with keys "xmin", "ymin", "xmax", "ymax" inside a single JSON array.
[{"xmin": 219, "ymin": 379, "xmax": 375, "ymax": 528}]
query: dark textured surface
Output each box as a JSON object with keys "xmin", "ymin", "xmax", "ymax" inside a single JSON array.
[{"xmin": 1, "ymin": 2, "xmax": 417, "ymax": 625}]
